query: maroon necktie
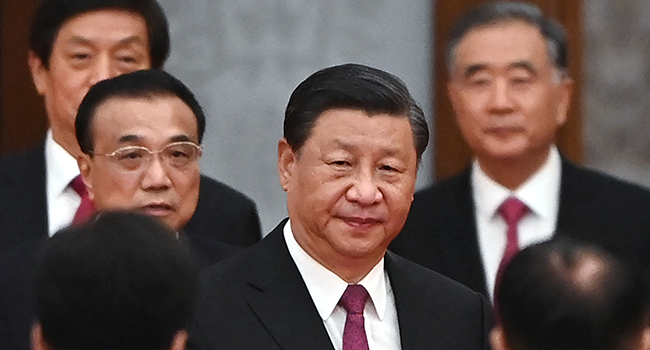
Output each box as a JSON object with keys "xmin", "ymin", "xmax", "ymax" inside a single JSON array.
[
  {"xmin": 339, "ymin": 284, "xmax": 370, "ymax": 350},
  {"xmin": 70, "ymin": 175, "xmax": 96, "ymax": 225},
  {"xmin": 494, "ymin": 197, "xmax": 528, "ymax": 314}
]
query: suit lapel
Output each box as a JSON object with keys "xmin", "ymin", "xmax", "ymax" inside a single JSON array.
[
  {"xmin": 0, "ymin": 145, "xmax": 48, "ymax": 248},
  {"xmin": 438, "ymin": 169, "xmax": 489, "ymax": 295},
  {"xmin": 244, "ymin": 224, "xmax": 335, "ymax": 350}
]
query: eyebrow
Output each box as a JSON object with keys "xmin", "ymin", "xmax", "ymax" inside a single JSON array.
[
  {"xmin": 462, "ymin": 60, "xmax": 538, "ymax": 79},
  {"xmin": 66, "ymin": 35, "xmax": 147, "ymax": 47},
  {"xmin": 117, "ymin": 134, "xmax": 195, "ymax": 144},
  {"xmin": 333, "ymin": 139, "xmax": 403, "ymax": 158},
  {"xmin": 508, "ymin": 60, "xmax": 538, "ymax": 76}
]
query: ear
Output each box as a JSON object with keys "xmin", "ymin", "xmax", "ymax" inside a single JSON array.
[
  {"xmin": 555, "ymin": 76, "xmax": 574, "ymax": 127},
  {"xmin": 446, "ymin": 81, "xmax": 463, "ymax": 119},
  {"xmin": 31, "ymin": 323, "xmax": 50, "ymax": 350},
  {"xmin": 170, "ymin": 330, "xmax": 188, "ymax": 350},
  {"xmin": 77, "ymin": 154, "xmax": 94, "ymax": 200},
  {"xmin": 28, "ymin": 51, "xmax": 48, "ymax": 96},
  {"xmin": 638, "ymin": 326, "xmax": 650, "ymax": 350},
  {"xmin": 490, "ymin": 326, "xmax": 510, "ymax": 350},
  {"xmin": 277, "ymin": 138, "xmax": 297, "ymax": 192}
]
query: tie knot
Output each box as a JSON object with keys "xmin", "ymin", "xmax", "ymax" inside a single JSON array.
[
  {"xmin": 339, "ymin": 284, "xmax": 369, "ymax": 315},
  {"xmin": 70, "ymin": 175, "xmax": 87, "ymax": 197},
  {"xmin": 498, "ymin": 197, "xmax": 528, "ymax": 225}
]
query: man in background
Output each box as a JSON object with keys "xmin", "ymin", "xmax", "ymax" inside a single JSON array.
[
  {"xmin": 187, "ymin": 63, "xmax": 491, "ymax": 350},
  {"xmin": 76, "ymin": 69, "xmax": 243, "ymax": 267},
  {"xmin": 0, "ymin": 0, "xmax": 261, "ymax": 253},
  {"xmin": 391, "ymin": 1, "xmax": 650, "ymax": 299},
  {"xmin": 492, "ymin": 238, "xmax": 650, "ymax": 350},
  {"xmin": 30, "ymin": 211, "xmax": 198, "ymax": 350}
]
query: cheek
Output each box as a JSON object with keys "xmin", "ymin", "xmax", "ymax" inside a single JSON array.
[{"xmin": 91, "ymin": 170, "xmax": 141, "ymax": 207}]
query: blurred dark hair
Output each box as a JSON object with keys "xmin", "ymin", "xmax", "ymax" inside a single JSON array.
[
  {"xmin": 497, "ymin": 238, "xmax": 650, "ymax": 350},
  {"xmin": 33, "ymin": 211, "xmax": 198, "ymax": 350}
]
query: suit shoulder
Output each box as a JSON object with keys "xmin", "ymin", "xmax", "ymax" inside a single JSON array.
[
  {"xmin": 0, "ymin": 147, "xmax": 44, "ymax": 180},
  {"xmin": 389, "ymin": 252, "xmax": 481, "ymax": 298},
  {"xmin": 565, "ymin": 163, "xmax": 650, "ymax": 200},
  {"xmin": 199, "ymin": 175, "xmax": 257, "ymax": 207}
]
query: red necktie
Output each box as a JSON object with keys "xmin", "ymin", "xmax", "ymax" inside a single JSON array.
[
  {"xmin": 339, "ymin": 284, "xmax": 370, "ymax": 350},
  {"xmin": 494, "ymin": 197, "xmax": 528, "ymax": 314},
  {"xmin": 70, "ymin": 175, "xmax": 96, "ymax": 225}
]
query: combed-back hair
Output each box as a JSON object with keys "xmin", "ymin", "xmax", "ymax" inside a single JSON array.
[
  {"xmin": 446, "ymin": 1, "xmax": 568, "ymax": 75},
  {"xmin": 76, "ymin": 69, "xmax": 205, "ymax": 154},
  {"xmin": 284, "ymin": 63, "xmax": 429, "ymax": 163},
  {"xmin": 30, "ymin": 0, "xmax": 170, "ymax": 69}
]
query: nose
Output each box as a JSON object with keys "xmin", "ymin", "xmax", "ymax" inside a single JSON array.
[
  {"xmin": 140, "ymin": 156, "xmax": 172, "ymax": 192},
  {"xmin": 88, "ymin": 56, "xmax": 117, "ymax": 86},
  {"xmin": 487, "ymin": 78, "xmax": 514, "ymax": 114},
  {"xmin": 346, "ymin": 169, "xmax": 383, "ymax": 207}
]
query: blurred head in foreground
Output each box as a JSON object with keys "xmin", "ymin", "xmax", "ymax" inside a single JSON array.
[
  {"xmin": 493, "ymin": 238, "xmax": 650, "ymax": 350},
  {"xmin": 31, "ymin": 211, "xmax": 198, "ymax": 350}
]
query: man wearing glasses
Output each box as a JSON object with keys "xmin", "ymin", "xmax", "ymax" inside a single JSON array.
[{"xmin": 75, "ymin": 69, "xmax": 239, "ymax": 267}]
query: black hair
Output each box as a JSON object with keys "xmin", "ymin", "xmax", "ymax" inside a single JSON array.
[
  {"xmin": 30, "ymin": 0, "xmax": 170, "ymax": 69},
  {"xmin": 76, "ymin": 69, "xmax": 206, "ymax": 154},
  {"xmin": 284, "ymin": 63, "xmax": 429, "ymax": 163},
  {"xmin": 446, "ymin": 1, "xmax": 568, "ymax": 74},
  {"xmin": 33, "ymin": 211, "xmax": 198, "ymax": 350},
  {"xmin": 497, "ymin": 238, "xmax": 650, "ymax": 350}
]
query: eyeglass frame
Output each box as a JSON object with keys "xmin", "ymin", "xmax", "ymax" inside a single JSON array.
[{"xmin": 88, "ymin": 141, "xmax": 203, "ymax": 172}]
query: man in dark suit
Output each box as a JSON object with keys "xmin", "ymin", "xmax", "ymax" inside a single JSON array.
[
  {"xmin": 76, "ymin": 69, "xmax": 246, "ymax": 268},
  {"xmin": 390, "ymin": 1, "xmax": 650, "ymax": 299},
  {"xmin": 0, "ymin": 68, "xmax": 250, "ymax": 350},
  {"xmin": 0, "ymin": 0, "xmax": 261, "ymax": 254},
  {"xmin": 187, "ymin": 63, "xmax": 492, "ymax": 350},
  {"xmin": 492, "ymin": 238, "xmax": 650, "ymax": 350}
]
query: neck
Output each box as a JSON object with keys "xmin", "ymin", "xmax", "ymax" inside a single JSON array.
[
  {"xmin": 477, "ymin": 148, "xmax": 551, "ymax": 190},
  {"xmin": 51, "ymin": 129, "xmax": 82, "ymax": 159}
]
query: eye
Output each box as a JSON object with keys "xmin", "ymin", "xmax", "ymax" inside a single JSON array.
[
  {"xmin": 118, "ymin": 55, "xmax": 138, "ymax": 64},
  {"xmin": 116, "ymin": 149, "xmax": 145, "ymax": 160}
]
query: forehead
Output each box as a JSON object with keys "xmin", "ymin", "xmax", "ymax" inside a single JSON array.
[
  {"xmin": 308, "ymin": 108, "xmax": 416, "ymax": 154},
  {"xmin": 452, "ymin": 20, "xmax": 550, "ymax": 72},
  {"xmin": 55, "ymin": 9, "xmax": 148, "ymax": 47},
  {"xmin": 91, "ymin": 95, "xmax": 198, "ymax": 142}
]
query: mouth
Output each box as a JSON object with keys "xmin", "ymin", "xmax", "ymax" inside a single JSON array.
[
  {"xmin": 139, "ymin": 202, "xmax": 175, "ymax": 217},
  {"xmin": 340, "ymin": 215, "xmax": 383, "ymax": 229},
  {"xmin": 486, "ymin": 127, "xmax": 523, "ymax": 138}
]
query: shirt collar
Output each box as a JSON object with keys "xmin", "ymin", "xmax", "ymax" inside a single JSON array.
[
  {"xmin": 283, "ymin": 220, "xmax": 388, "ymax": 322},
  {"xmin": 472, "ymin": 146, "xmax": 561, "ymax": 220},
  {"xmin": 45, "ymin": 130, "xmax": 80, "ymax": 197}
]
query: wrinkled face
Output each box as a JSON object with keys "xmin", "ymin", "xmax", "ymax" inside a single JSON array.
[
  {"xmin": 78, "ymin": 96, "xmax": 201, "ymax": 231},
  {"xmin": 29, "ymin": 9, "xmax": 150, "ymax": 154},
  {"xmin": 278, "ymin": 109, "xmax": 418, "ymax": 267},
  {"xmin": 447, "ymin": 21, "xmax": 572, "ymax": 164}
]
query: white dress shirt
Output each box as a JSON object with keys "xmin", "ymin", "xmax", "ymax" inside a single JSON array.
[
  {"xmin": 283, "ymin": 220, "xmax": 401, "ymax": 350},
  {"xmin": 45, "ymin": 130, "xmax": 82, "ymax": 236},
  {"xmin": 473, "ymin": 146, "xmax": 561, "ymax": 300}
]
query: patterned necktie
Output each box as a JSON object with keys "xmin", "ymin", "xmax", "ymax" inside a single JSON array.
[
  {"xmin": 70, "ymin": 175, "xmax": 96, "ymax": 225},
  {"xmin": 494, "ymin": 197, "xmax": 528, "ymax": 311},
  {"xmin": 339, "ymin": 284, "xmax": 370, "ymax": 350}
]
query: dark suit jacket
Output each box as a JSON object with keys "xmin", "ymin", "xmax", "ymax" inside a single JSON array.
[
  {"xmin": 390, "ymin": 158, "xmax": 650, "ymax": 296},
  {"xmin": 0, "ymin": 145, "xmax": 262, "ymax": 350},
  {"xmin": 187, "ymin": 220, "xmax": 492, "ymax": 350}
]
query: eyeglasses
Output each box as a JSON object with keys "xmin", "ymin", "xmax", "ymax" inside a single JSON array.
[{"xmin": 92, "ymin": 141, "xmax": 202, "ymax": 172}]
